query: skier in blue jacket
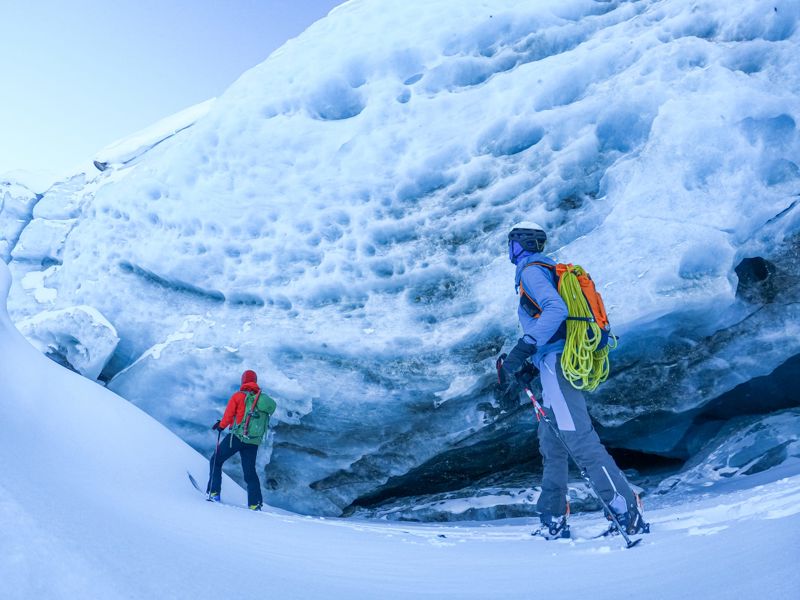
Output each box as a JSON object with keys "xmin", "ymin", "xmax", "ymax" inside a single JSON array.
[{"xmin": 498, "ymin": 221, "xmax": 647, "ymax": 539}]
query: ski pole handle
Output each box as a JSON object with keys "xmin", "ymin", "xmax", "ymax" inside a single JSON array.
[
  {"xmin": 523, "ymin": 387, "xmax": 547, "ymax": 421},
  {"xmin": 496, "ymin": 353, "xmax": 508, "ymax": 385}
]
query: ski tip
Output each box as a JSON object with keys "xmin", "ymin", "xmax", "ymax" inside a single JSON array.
[{"xmin": 187, "ymin": 471, "xmax": 203, "ymax": 492}]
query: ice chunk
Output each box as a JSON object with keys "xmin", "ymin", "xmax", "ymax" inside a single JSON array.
[
  {"xmin": 0, "ymin": 181, "xmax": 40, "ymax": 261},
  {"xmin": 11, "ymin": 218, "xmax": 77, "ymax": 263},
  {"xmin": 20, "ymin": 266, "xmax": 59, "ymax": 304},
  {"xmin": 15, "ymin": 305, "xmax": 119, "ymax": 380},
  {"xmin": 657, "ymin": 409, "xmax": 800, "ymax": 493}
]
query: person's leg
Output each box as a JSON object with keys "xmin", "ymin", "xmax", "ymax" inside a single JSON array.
[
  {"xmin": 238, "ymin": 442, "xmax": 262, "ymax": 508},
  {"xmin": 535, "ymin": 398, "xmax": 569, "ymax": 516},
  {"xmin": 208, "ymin": 434, "xmax": 238, "ymax": 497},
  {"xmin": 539, "ymin": 353, "xmax": 639, "ymax": 515}
]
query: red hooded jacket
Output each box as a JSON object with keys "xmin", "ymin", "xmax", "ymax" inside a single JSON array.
[{"xmin": 219, "ymin": 370, "xmax": 261, "ymax": 430}]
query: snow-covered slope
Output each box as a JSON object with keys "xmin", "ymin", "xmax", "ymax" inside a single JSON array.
[
  {"xmin": 2, "ymin": 257, "xmax": 800, "ymax": 599},
  {"xmin": 3, "ymin": 0, "xmax": 800, "ymax": 516}
]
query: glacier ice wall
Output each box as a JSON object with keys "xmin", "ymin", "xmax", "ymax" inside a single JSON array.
[{"xmin": 3, "ymin": 0, "xmax": 800, "ymax": 516}]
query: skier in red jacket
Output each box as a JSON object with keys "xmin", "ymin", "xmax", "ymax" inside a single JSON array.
[{"xmin": 207, "ymin": 369, "xmax": 276, "ymax": 510}]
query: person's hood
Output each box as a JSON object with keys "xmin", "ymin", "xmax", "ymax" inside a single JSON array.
[
  {"xmin": 241, "ymin": 381, "xmax": 261, "ymax": 393},
  {"xmin": 240, "ymin": 369, "xmax": 260, "ymax": 393}
]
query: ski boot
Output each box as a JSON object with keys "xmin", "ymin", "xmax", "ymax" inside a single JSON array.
[
  {"xmin": 607, "ymin": 493, "xmax": 650, "ymax": 535},
  {"xmin": 208, "ymin": 492, "xmax": 221, "ymax": 503},
  {"xmin": 249, "ymin": 503, "xmax": 262, "ymax": 511},
  {"xmin": 535, "ymin": 513, "xmax": 571, "ymax": 540}
]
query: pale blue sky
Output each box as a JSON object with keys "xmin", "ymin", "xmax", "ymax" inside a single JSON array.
[{"xmin": 0, "ymin": 0, "xmax": 344, "ymax": 177}]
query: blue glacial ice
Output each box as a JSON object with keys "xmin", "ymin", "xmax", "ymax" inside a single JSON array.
[{"xmin": 2, "ymin": 0, "xmax": 799, "ymax": 516}]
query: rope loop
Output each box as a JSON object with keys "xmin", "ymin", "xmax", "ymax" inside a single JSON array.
[{"xmin": 558, "ymin": 264, "xmax": 611, "ymax": 391}]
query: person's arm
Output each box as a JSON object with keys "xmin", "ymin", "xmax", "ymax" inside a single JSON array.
[
  {"xmin": 503, "ymin": 265, "xmax": 568, "ymax": 377},
  {"xmin": 218, "ymin": 393, "xmax": 241, "ymax": 429},
  {"xmin": 520, "ymin": 265, "xmax": 568, "ymax": 345}
]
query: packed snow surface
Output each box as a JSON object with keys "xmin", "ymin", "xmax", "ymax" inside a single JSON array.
[
  {"xmin": 1, "ymin": 258, "xmax": 799, "ymax": 599},
  {"xmin": 2, "ymin": 0, "xmax": 800, "ymax": 516},
  {"xmin": 93, "ymin": 99, "xmax": 216, "ymax": 168}
]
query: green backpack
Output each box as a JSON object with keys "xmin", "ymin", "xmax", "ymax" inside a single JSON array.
[{"xmin": 233, "ymin": 391, "xmax": 276, "ymax": 445}]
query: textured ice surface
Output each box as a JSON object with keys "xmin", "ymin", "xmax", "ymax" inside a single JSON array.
[
  {"xmin": 348, "ymin": 480, "xmax": 603, "ymax": 522},
  {"xmin": 15, "ymin": 306, "xmax": 119, "ymax": 379},
  {"xmin": 0, "ymin": 181, "xmax": 39, "ymax": 261},
  {"xmin": 3, "ymin": 0, "xmax": 800, "ymax": 515},
  {"xmin": 656, "ymin": 409, "xmax": 800, "ymax": 493},
  {"xmin": 12, "ymin": 218, "xmax": 77, "ymax": 262},
  {"xmin": 3, "ymin": 256, "xmax": 800, "ymax": 599}
]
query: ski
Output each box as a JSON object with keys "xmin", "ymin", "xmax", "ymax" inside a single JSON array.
[
  {"xmin": 531, "ymin": 522, "xmax": 645, "ymax": 547},
  {"xmin": 587, "ymin": 524, "xmax": 616, "ymax": 539},
  {"xmin": 187, "ymin": 471, "xmax": 204, "ymax": 493},
  {"xmin": 188, "ymin": 470, "xmax": 224, "ymax": 503},
  {"xmin": 530, "ymin": 528, "xmax": 570, "ymax": 541},
  {"xmin": 188, "ymin": 470, "xmax": 261, "ymax": 512},
  {"xmin": 530, "ymin": 520, "xmax": 571, "ymax": 540},
  {"xmin": 590, "ymin": 522, "xmax": 647, "ymax": 546}
]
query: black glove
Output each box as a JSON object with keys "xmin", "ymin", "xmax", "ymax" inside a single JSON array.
[
  {"xmin": 516, "ymin": 361, "xmax": 540, "ymax": 388},
  {"xmin": 501, "ymin": 338, "xmax": 537, "ymax": 379},
  {"xmin": 212, "ymin": 420, "xmax": 223, "ymax": 431}
]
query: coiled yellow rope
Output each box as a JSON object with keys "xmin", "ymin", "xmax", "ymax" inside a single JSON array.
[{"xmin": 558, "ymin": 265, "xmax": 615, "ymax": 391}]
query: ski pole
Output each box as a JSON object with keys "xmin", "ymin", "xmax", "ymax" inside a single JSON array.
[
  {"xmin": 207, "ymin": 428, "xmax": 222, "ymax": 501},
  {"xmin": 523, "ymin": 386, "xmax": 641, "ymax": 549}
]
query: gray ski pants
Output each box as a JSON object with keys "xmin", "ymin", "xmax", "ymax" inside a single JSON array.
[{"xmin": 536, "ymin": 352, "xmax": 636, "ymax": 517}]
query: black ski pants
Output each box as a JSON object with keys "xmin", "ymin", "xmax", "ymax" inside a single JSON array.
[{"xmin": 207, "ymin": 433, "xmax": 262, "ymax": 507}]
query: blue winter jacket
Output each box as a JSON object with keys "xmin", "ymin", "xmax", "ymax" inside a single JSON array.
[{"xmin": 514, "ymin": 252, "xmax": 568, "ymax": 368}]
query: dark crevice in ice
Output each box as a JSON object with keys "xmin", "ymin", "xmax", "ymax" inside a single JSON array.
[
  {"xmin": 119, "ymin": 261, "xmax": 226, "ymax": 303},
  {"xmin": 735, "ymin": 256, "xmax": 777, "ymax": 303},
  {"xmin": 345, "ymin": 352, "xmax": 800, "ymax": 518},
  {"xmin": 118, "ymin": 261, "xmax": 268, "ymax": 308}
]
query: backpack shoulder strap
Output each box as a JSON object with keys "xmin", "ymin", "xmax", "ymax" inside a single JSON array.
[
  {"xmin": 520, "ymin": 260, "xmax": 556, "ymax": 272},
  {"xmin": 519, "ymin": 260, "xmax": 559, "ymax": 290},
  {"xmin": 517, "ymin": 261, "xmax": 559, "ymax": 318}
]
